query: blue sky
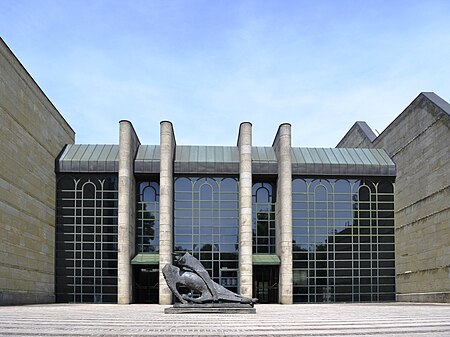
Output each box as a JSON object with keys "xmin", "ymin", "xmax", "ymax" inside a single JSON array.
[{"xmin": 1, "ymin": 0, "xmax": 450, "ymax": 147}]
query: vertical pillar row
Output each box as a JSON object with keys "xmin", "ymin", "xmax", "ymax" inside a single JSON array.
[
  {"xmin": 117, "ymin": 120, "xmax": 140, "ymax": 304},
  {"xmin": 159, "ymin": 121, "xmax": 176, "ymax": 305},
  {"xmin": 274, "ymin": 123, "xmax": 293, "ymax": 304},
  {"xmin": 238, "ymin": 122, "xmax": 253, "ymax": 298}
]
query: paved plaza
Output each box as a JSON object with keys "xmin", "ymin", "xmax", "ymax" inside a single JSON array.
[{"xmin": 0, "ymin": 303, "xmax": 449, "ymax": 336}]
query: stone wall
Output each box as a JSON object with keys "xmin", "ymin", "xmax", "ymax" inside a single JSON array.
[
  {"xmin": 337, "ymin": 92, "xmax": 450, "ymax": 303},
  {"xmin": 0, "ymin": 38, "xmax": 75, "ymax": 305}
]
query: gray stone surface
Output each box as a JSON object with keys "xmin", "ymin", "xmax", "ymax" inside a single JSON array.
[
  {"xmin": 272, "ymin": 123, "xmax": 293, "ymax": 304},
  {"xmin": 238, "ymin": 122, "xmax": 253, "ymax": 299},
  {"xmin": 337, "ymin": 92, "xmax": 450, "ymax": 303},
  {"xmin": 117, "ymin": 121, "xmax": 140, "ymax": 304},
  {"xmin": 0, "ymin": 38, "xmax": 74, "ymax": 305},
  {"xmin": 159, "ymin": 121, "xmax": 176, "ymax": 305},
  {"xmin": 165, "ymin": 305, "xmax": 256, "ymax": 314},
  {"xmin": 0, "ymin": 303, "xmax": 449, "ymax": 336}
]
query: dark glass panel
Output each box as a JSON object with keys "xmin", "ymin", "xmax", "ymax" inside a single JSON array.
[
  {"xmin": 56, "ymin": 175, "xmax": 118, "ymax": 304},
  {"xmin": 292, "ymin": 179, "xmax": 307, "ymax": 193},
  {"xmin": 174, "ymin": 177, "xmax": 239, "ymax": 288},
  {"xmin": 220, "ymin": 178, "xmax": 238, "ymax": 192}
]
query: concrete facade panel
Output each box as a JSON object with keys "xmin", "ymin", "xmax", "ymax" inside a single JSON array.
[
  {"xmin": 338, "ymin": 92, "xmax": 450, "ymax": 303},
  {"xmin": 0, "ymin": 39, "xmax": 74, "ymax": 305}
]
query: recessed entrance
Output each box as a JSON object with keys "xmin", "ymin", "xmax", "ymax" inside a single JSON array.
[
  {"xmin": 133, "ymin": 266, "xmax": 159, "ymax": 303},
  {"xmin": 253, "ymin": 266, "xmax": 279, "ymax": 303}
]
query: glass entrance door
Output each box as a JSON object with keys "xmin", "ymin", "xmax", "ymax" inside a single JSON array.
[
  {"xmin": 253, "ymin": 266, "xmax": 279, "ymax": 303},
  {"xmin": 134, "ymin": 266, "xmax": 159, "ymax": 303}
]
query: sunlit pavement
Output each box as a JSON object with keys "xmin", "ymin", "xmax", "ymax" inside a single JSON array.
[{"xmin": 0, "ymin": 302, "xmax": 449, "ymax": 336}]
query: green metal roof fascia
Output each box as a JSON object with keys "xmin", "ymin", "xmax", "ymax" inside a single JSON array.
[
  {"xmin": 252, "ymin": 254, "xmax": 281, "ymax": 265},
  {"xmin": 315, "ymin": 148, "xmax": 329, "ymax": 164},
  {"xmin": 135, "ymin": 145, "xmax": 147, "ymax": 160},
  {"xmin": 340, "ymin": 148, "xmax": 355, "ymax": 165},
  {"xmin": 251, "ymin": 147, "xmax": 260, "ymax": 161},
  {"xmin": 258, "ymin": 147, "xmax": 268, "ymax": 161},
  {"xmin": 81, "ymin": 145, "xmax": 96, "ymax": 161},
  {"xmin": 142, "ymin": 145, "xmax": 160, "ymax": 160},
  {"xmin": 377, "ymin": 149, "xmax": 395, "ymax": 166},
  {"xmin": 333, "ymin": 148, "xmax": 349, "ymax": 165},
  {"xmin": 87, "ymin": 145, "xmax": 104, "ymax": 171},
  {"xmin": 251, "ymin": 147, "xmax": 259, "ymax": 161},
  {"xmin": 72, "ymin": 144, "xmax": 89, "ymax": 161},
  {"xmin": 291, "ymin": 148, "xmax": 305, "ymax": 164},
  {"xmin": 189, "ymin": 146, "xmax": 198, "ymax": 162},
  {"xmin": 59, "ymin": 144, "xmax": 76, "ymax": 161},
  {"xmin": 97, "ymin": 145, "xmax": 114, "ymax": 162},
  {"xmin": 154, "ymin": 145, "xmax": 161, "ymax": 160},
  {"xmin": 57, "ymin": 144, "xmax": 121, "ymax": 172},
  {"xmin": 178, "ymin": 145, "xmax": 189, "ymax": 162},
  {"xmin": 266, "ymin": 147, "xmax": 277, "ymax": 161},
  {"xmin": 223, "ymin": 146, "xmax": 233, "ymax": 163},
  {"xmin": 370, "ymin": 148, "xmax": 389, "ymax": 166},
  {"xmin": 70, "ymin": 145, "xmax": 88, "ymax": 171},
  {"xmin": 214, "ymin": 146, "xmax": 223, "ymax": 162},
  {"xmin": 176, "ymin": 146, "xmax": 239, "ymax": 163},
  {"xmin": 231, "ymin": 146, "xmax": 240, "ymax": 162},
  {"xmin": 308, "ymin": 148, "xmax": 322, "ymax": 164},
  {"xmin": 89, "ymin": 144, "xmax": 104, "ymax": 161},
  {"xmin": 301, "ymin": 148, "xmax": 314, "ymax": 164},
  {"xmin": 57, "ymin": 145, "xmax": 74, "ymax": 171},
  {"xmin": 209, "ymin": 146, "xmax": 217, "ymax": 162},
  {"xmin": 252, "ymin": 147, "xmax": 277, "ymax": 162},
  {"xmin": 360, "ymin": 148, "xmax": 379, "ymax": 166},
  {"xmin": 206, "ymin": 146, "xmax": 213, "ymax": 162},
  {"xmin": 131, "ymin": 253, "xmax": 160, "ymax": 265},
  {"xmin": 322, "ymin": 148, "xmax": 340, "ymax": 165},
  {"xmin": 349, "ymin": 148, "xmax": 370, "ymax": 166},
  {"xmin": 198, "ymin": 146, "xmax": 207, "ymax": 162},
  {"xmin": 107, "ymin": 146, "xmax": 119, "ymax": 161}
]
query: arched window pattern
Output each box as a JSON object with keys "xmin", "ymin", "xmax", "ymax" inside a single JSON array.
[
  {"xmin": 174, "ymin": 177, "xmax": 239, "ymax": 292},
  {"xmin": 136, "ymin": 181, "xmax": 160, "ymax": 253},
  {"xmin": 292, "ymin": 178, "xmax": 395, "ymax": 303},
  {"xmin": 55, "ymin": 175, "xmax": 118, "ymax": 303},
  {"xmin": 252, "ymin": 182, "xmax": 276, "ymax": 254}
]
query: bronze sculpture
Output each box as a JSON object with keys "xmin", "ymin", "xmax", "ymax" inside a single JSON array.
[{"xmin": 162, "ymin": 252, "xmax": 257, "ymax": 306}]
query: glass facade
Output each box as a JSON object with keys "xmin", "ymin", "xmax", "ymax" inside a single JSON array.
[
  {"xmin": 54, "ymin": 173, "xmax": 395, "ymax": 303},
  {"xmin": 174, "ymin": 177, "xmax": 240, "ymax": 292},
  {"xmin": 252, "ymin": 182, "xmax": 276, "ymax": 254},
  {"xmin": 55, "ymin": 175, "xmax": 118, "ymax": 303},
  {"xmin": 136, "ymin": 181, "xmax": 160, "ymax": 253},
  {"xmin": 292, "ymin": 178, "xmax": 395, "ymax": 303}
]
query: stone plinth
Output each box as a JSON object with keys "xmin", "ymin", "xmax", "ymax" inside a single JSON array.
[{"xmin": 165, "ymin": 303, "xmax": 256, "ymax": 314}]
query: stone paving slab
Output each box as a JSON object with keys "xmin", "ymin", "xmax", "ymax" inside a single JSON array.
[{"xmin": 0, "ymin": 303, "xmax": 449, "ymax": 336}]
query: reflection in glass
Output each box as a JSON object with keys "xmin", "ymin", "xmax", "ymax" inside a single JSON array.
[
  {"xmin": 56, "ymin": 175, "xmax": 118, "ymax": 303},
  {"xmin": 292, "ymin": 178, "xmax": 395, "ymax": 303},
  {"xmin": 252, "ymin": 182, "xmax": 276, "ymax": 254},
  {"xmin": 136, "ymin": 181, "xmax": 160, "ymax": 253},
  {"xmin": 174, "ymin": 177, "xmax": 239, "ymax": 292}
]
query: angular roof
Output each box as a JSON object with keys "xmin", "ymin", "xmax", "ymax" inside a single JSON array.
[
  {"xmin": 252, "ymin": 147, "xmax": 278, "ymax": 174},
  {"xmin": 135, "ymin": 145, "xmax": 160, "ymax": 173},
  {"xmin": 57, "ymin": 144, "xmax": 395, "ymax": 176},
  {"xmin": 291, "ymin": 147, "xmax": 395, "ymax": 176},
  {"xmin": 57, "ymin": 144, "xmax": 119, "ymax": 172},
  {"xmin": 174, "ymin": 145, "xmax": 239, "ymax": 174}
]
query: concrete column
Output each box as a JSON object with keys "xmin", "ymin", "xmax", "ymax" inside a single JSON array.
[
  {"xmin": 237, "ymin": 122, "xmax": 253, "ymax": 298},
  {"xmin": 273, "ymin": 123, "xmax": 293, "ymax": 304},
  {"xmin": 117, "ymin": 120, "xmax": 140, "ymax": 304},
  {"xmin": 159, "ymin": 121, "xmax": 176, "ymax": 305}
]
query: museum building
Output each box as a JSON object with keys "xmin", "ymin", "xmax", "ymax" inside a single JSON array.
[
  {"xmin": 1, "ymin": 37, "xmax": 449, "ymax": 305},
  {"xmin": 54, "ymin": 121, "xmax": 396, "ymax": 304}
]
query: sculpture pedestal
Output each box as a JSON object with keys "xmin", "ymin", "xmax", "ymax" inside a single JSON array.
[{"xmin": 164, "ymin": 303, "xmax": 256, "ymax": 314}]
